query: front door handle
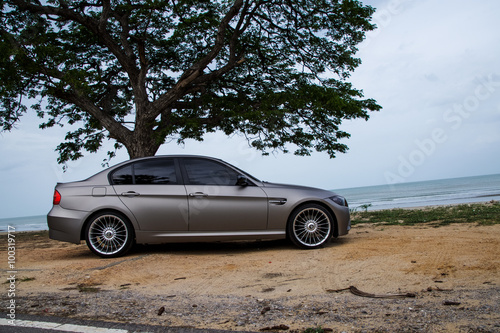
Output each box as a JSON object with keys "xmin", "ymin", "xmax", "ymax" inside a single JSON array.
[
  {"xmin": 189, "ymin": 192, "xmax": 209, "ymax": 197},
  {"xmin": 121, "ymin": 191, "xmax": 140, "ymax": 197}
]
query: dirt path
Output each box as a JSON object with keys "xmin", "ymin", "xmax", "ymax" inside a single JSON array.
[{"xmin": 2, "ymin": 223, "xmax": 500, "ymax": 332}]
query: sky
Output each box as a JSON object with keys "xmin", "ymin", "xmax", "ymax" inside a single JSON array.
[{"xmin": 1, "ymin": 0, "xmax": 500, "ymax": 218}]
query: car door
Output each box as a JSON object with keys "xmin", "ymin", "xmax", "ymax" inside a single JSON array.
[
  {"xmin": 181, "ymin": 157, "xmax": 268, "ymax": 231},
  {"xmin": 111, "ymin": 158, "xmax": 189, "ymax": 231}
]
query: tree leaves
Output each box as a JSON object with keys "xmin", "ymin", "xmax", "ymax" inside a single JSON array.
[{"xmin": 1, "ymin": 0, "xmax": 381, "ymax": 164}]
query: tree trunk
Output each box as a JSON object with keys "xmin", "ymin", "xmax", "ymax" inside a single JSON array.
[
  {"xmin": 126, "ymin": 140, "xmax": 161, "ymax": 159},
  {"xmin": 125, "ymin": 126, "xmax": 161, "ymax": 160}
]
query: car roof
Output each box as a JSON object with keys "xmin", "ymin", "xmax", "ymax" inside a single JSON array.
[{"xmin": 81, "ymin": 155, "xmax": 255, "ymax": 184}]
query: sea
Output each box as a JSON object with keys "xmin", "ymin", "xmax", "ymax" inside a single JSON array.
[
  {"xmin": 336, "ymin": 173, "xmax": 500, "ymax": 212},
  {"xmin": 1, "ymin": 173, "xmax": 499, "ymax": 232},
  {"xmin": 0, "ymin": 215, "xmax": 49, "ymax": 233}
]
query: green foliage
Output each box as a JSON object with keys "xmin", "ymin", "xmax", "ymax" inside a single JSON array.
[
  {"xmin": 350, "ymin": 202, "xmax": 500, "ymax": 227},
  {"xmin": 20, "ymin": 277, "xmax": 36, "ymax": 282},
  {"xmin": 1, "ymin": 0, "xmax": 380, "ymax": 164},
  {"xmin": 303, "ymin": 328, "xmax": 326, "ymax": 333},
  {"xmin": 351, "ymin": 203, "xmax": 372, "ymax": 212}
]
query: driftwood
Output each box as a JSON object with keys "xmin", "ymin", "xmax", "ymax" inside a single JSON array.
[
  {"xmin": 327, "ymin": 286, "xmax": 416, "ymax": 299},
  {"xmin": 157, "ymin": 306, "xmax": 165, "ymax": 316}
]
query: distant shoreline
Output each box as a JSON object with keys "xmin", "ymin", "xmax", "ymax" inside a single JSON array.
[
  {"xmin": 0, "ymin": 214, "xmax": 48, "ymax": 233},
  {"xmin": 0, "ymin": 229, "xmax": 48, "ymax": 237},
  {"xmin": 1, "ymin": 201, "xmax": 498, "ymax": 236},
  {"xmin": 3, "ymin": 174, "xmax": 500, "ymax": 230},
  {"xmin": 356, "ymin": 195, "xmax": 500, "ymax": 212},
  {"xmin": 338, "ymin": 173, "xmax": 500, "ymax": 212}
]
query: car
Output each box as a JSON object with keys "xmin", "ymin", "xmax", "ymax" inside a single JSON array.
[{"xmin": 47, "ymin": 155, "xmax": 350, "ymax": 258}]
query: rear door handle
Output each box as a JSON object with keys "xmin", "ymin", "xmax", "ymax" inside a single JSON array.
[
  {"xmin": 121, "ymin": 191, "xmax": 140, "ymax": 197},
  {"xmin": 189, "ymin": 192, "xmax": 208, "ymax": 197}
]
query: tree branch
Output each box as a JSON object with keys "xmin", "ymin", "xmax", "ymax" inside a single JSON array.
[
  {"xmin": 12, "ymin": 0, "xmax": 143, "ymax": 99},
  {"xmin": 150, "ymin": 0, "xmax": 244, "ymax": 117},
  {"xmin": 53, "ymin": 88, "xmax": 132, "ymax": 144}
]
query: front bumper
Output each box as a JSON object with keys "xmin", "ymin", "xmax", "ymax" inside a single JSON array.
[{"xmin": 325, "ymin": 198, "xmax": 351, "ymax": 237}]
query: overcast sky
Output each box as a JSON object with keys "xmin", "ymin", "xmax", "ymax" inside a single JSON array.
[{"xmin": 1, "ymin": 0, "xmax": 499, "ymax": 218}]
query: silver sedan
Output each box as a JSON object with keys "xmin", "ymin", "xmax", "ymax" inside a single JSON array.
[{"xmin": 48, "ymin": 155, "xmax": 350, "ymax": 257}]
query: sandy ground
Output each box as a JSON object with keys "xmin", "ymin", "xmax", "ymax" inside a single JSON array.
[{"xmin": 2, "ymin": 223, "xmax": 500, "ymax": 332}]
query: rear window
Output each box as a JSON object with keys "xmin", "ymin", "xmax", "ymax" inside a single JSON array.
[{"xmin": 111, "ymin": 159, "xmax": 178, "ymax": 185}]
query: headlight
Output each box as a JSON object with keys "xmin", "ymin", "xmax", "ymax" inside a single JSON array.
[{"xmin": 329, "ymin": 195, "xmax": 348, "ymax": 207}]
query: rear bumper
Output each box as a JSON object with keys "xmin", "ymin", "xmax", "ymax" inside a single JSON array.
[{"xmin": 47, "ymin": 206, "xmax": 88, "ymax": 244}]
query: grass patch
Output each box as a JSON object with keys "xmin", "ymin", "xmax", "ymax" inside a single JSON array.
[
  {"xmin": 20, "ymin": 277, "xmax": 36, "ymax": 282},
  {"xmin": 351, "ymin": 201, "xmax": 500, "ymax": 227},
  {"xmin": 303, "ymin": 328, "xmax": 331, "ymax": 333},
  {"xmin": 77, "ymin": 284, "xmax": 101, "ymax": 293},
  {"xmin": 3, "ymin": 277, "xmax": 36, "ymax": 284}
]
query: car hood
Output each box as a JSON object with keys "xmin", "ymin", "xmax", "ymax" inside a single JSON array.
[{"xmin": 261, "ymin": 182, "xmax": 336, "ymax": 198}]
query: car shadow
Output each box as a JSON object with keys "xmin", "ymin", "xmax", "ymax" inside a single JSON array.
[
  {"xmin": 62, "ymin": 236, "xmax": 354, "ymax": 260},
  {"xmin": 128, "ymin": 238, "xmax": 291, "ymax": 256},
  {"xmin": 124, "ymin": 236, "xmax": 351, "ymax": 257}
]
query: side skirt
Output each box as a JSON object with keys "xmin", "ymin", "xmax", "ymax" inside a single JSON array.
[{"xmin": 135, "ymin": 230, "xmax": 286, "ymax": 244}]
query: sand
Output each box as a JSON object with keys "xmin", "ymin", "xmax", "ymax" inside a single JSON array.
[{"xmin": 2, "ymin": 222, "xmax": 499, "ymax": 332}]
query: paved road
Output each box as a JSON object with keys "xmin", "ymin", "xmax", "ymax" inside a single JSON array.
[{"xmin": 0, "ymin": 312, "xmax": 255, "ymax": 333}]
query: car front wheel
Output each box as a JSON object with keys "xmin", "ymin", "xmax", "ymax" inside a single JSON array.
[
  {"xmin": 85, "ymin": 211, "xmax": 134, "ymax": 258},
  {"xmin": 287, "ymin": 204, "xmax": 333, "ymax": 249}
]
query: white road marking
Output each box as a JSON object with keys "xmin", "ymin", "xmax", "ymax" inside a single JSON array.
[{"xmin": 0, "ymin": 318, "xmax": 129, "ymax": 332}]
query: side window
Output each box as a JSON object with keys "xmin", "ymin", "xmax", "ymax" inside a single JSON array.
[
  {"xmin": 112, "ymin": 165, "xmax": 133, "ymax": 185},
  {"xmin": 111, "ymin": 159, "xmax": 177, "ymax": 185},
  {"xmin": 134, "ymin": 159, "xmax": 177, "ymax": 184},
  {"xmin": 184, "ymin": 159, "xmax": 238, "ymax": 185}
]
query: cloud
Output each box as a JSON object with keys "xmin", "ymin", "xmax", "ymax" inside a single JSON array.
[
  {"xmin": 1, "ymin": 0, "xmax": 499, "ymax": 217},
  {"xmin": 348, "ymin": 0, "xmax": 500, "ymax": 183}
]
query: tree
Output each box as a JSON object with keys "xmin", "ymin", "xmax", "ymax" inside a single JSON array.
[{"xmin": 0, "ymin": 0, "xmax": 381, "ymax": 167}]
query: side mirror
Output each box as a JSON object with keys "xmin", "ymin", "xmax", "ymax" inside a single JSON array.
[{"xmin": 236, "ymin": 175, "xmax": 248, "ymax": 186}]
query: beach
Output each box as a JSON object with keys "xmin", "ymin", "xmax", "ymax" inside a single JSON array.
[{"xmin": 1, "ymin": 208, "xmax": 499, "ymax": 332}]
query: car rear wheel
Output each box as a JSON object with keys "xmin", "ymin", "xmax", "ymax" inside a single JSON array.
[
  {"xmin": 287, "ymin": 204, "xmax": 333, "ymax": 249},
  {"xmin": 85, "ymin": 211, "xmax": 134, "ymax": 258}
]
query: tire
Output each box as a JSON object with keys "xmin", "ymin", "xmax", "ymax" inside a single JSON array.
[
  {"xmin": 287, "ymin": 204, "xmax": 333, "ymax": 249},
  {"xmin": 85, "ymin": 211, "xmax": 134, "ymax": 258}
]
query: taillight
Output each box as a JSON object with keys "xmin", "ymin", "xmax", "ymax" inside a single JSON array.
[{"xmin": 53, "ymin": 190, "xmax": 61, "ymax": 205}]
